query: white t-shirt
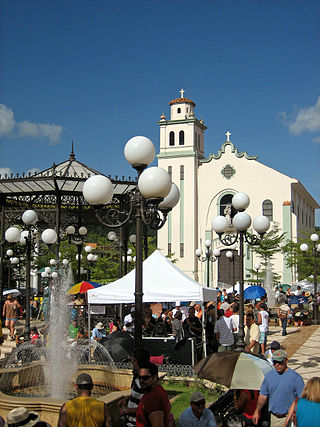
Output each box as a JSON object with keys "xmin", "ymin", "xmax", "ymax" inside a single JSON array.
[
  {"xmin": 214, "ymin": 316, "xmax": 235, "ymax": 346},
  {"xmin": 230, "ymin": 314, "xmax": 239, "ymax": 333},
  {"xmin": 259, "ymin": 310, "xmax": 269, "ymax": 332},
  {"xmin": 124, "ymin": 313, "xmax": 134, "ymax": 332}
]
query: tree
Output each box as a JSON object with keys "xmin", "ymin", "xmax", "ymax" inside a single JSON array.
[
  {"xmin": 282, "ymin": 231, "xmax": 320, "ymax": 281},
  {"xmin": 249, "ymin": 223, "xmax": 285, "ymax": 282}
]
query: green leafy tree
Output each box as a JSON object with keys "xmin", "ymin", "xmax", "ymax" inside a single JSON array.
[
  {"xmin": 282, "ymin": 231, "xmax": 320, "ymax": 281},
  {"xmin": 249, "ymin": 223, "xmax": 285, "ymax": 282}
]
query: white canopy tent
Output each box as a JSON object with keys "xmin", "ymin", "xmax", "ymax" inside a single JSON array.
[
  {"xmin": 87, "ymin": 250, "xmax": 217, "ymax": 304},
  {"xmin": 87, "ymin": 250, "xmax": 217, "ymax": 358}
]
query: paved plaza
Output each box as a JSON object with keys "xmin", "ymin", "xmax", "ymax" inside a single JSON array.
[
  {"xmin": 266, "ymin": 324, "xmax": 320, "ymax": 382},
  {"xmin": 2, "ymin": 321, "xmax": 319, "ymax": 383}
]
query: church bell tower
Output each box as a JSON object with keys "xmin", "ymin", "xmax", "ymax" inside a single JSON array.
[{"xmin": 157, "ymin": 90, "xmax": 207, "ymax": 279}]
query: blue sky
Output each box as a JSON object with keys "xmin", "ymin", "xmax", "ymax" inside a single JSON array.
[{"xmin": 0, "ymin": 0, "xmax": 319, "ymax": 223}]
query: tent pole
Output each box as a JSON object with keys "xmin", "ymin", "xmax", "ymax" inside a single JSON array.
[
  {"xmin": 88, "ymin": 303, "xmax": 91, "ymax": 364},
  {"xmin": 202, "ymin": 303, "xmax": 207, "ymax": 358}
]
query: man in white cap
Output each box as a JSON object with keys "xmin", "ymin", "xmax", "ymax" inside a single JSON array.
[
  {"xmin": 123, "ymin": 307, "xmax": 135, "ymax": 333},
  {"xmin": 91, "ymin": 322, "xmax": 107, "ymax": 342},
  {"xmin": 58, "ymin": 373, "xmax": 113, "ymax": 426},
  {"xmin": 6, "ymin": 407, "xmax": 40, "ymax": 427},
  {"xmin": 179, "ymin": 391, "xmax": 217, "ymax": 426}
]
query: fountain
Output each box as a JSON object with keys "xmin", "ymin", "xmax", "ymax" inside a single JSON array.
[
  {"xmin": 0, "ymin": 264, "xmax": 132, "ymax": 425},
  {"xmin": 264, "ymin": 258, "xmax": 277, "ymax": 307}
]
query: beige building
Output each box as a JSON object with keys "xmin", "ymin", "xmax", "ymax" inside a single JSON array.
[{"xmin": 157, "ymin": 91, "xmax": 319, "ymax": 286}]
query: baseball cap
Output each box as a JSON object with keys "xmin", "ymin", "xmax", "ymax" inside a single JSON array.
[
  {"xmin": 270, "ymin": 341, "xmax": 281, "ymax": 350},
  {"xmin": 76, "ymin": 373, "xmax": 93, "ymax": 385},
  {"xmin": 272, "ymin": 349, "xmax": 287, "ymax": 362},
  {"xmin": 130, "ymin": 307, "xmax": 135, "ymax": 313},
  {"xmin": 190, "ymin": 391, "xmax": 205, "ymax": 403}
]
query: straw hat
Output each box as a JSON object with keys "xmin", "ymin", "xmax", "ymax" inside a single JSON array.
[
  {"xmin": 95, "ymin": 322, "xmax": 104, "ymax": 329},
  {"xmin": 6, "ymin": 407, "xmax": 39, "ymax": 427}
]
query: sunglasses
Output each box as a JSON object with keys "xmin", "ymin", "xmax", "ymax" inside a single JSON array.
[
  {"xmin": 192, "ymin": 400, "xmax": 206, "ymax": 407},
  {"xmin": 273, "ymin": 360, "xmax": 285, "ymax": 365},
  {"xmin": 138, "ymin": 375, "xmax": 152, "ymax": 381}
]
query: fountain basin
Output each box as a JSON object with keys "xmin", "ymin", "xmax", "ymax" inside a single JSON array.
[{"xmin": 0, "ymin": 362, "xmax": 132, "ymax": 426}]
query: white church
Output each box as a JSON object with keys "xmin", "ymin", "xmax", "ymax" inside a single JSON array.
[{"xmin": 157, "ymin": 90, "xmax": 319, "ymax": 286}]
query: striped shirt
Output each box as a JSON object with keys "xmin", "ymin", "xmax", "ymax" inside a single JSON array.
[
  {"xmin": 214, "ymin": 316, "xmax": 235, "ymax": 346},
  {"xmin": 126, "ymin": 373, "xmax": 143, "ymax": 426}
]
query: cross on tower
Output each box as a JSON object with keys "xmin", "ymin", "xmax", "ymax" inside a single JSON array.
[
  {"xmin": 225, "ymin": 130, "xmax": 231, "ymax": 141},
  {"xmin": 180, "ymin": 89, "xmax": 185, "ymax": 98}
]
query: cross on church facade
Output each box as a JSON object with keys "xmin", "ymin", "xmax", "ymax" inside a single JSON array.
[
  {"xmin": 225, "ymin": 130, "xmax": 231, "ymax": 141},
  {"xmin": 180, "ymin": 89, "xmax": 185, "ymax": 98}
]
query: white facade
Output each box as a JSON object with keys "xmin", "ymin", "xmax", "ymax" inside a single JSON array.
[{"xmin": 157, "ymin": 92, "xmax": 319, "ymax": 286}]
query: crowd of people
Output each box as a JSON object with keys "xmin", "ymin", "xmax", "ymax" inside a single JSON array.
[{"xmin": 1, "ymin": 284, "xmax": 320, "ymax": 426}]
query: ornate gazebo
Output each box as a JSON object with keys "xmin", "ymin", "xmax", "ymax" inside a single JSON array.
[{"xmin": 0, "ymin": 144, "xmax": 137, "ymax": 303}]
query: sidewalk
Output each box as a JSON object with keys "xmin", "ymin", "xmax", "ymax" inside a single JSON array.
[{"xmin": 267, "ymin": 324, "xmax": 320, "ymax": 382}]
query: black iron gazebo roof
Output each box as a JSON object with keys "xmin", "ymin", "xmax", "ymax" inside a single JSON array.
[{"xmin": 0, "ymin": 144, "xmax": 136, "ymax": 210}]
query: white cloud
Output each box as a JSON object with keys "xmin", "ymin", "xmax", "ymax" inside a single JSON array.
[
  {"xmin": 18, "ymin": 121, "xmax": 62, "ymax": 143},
  {"xmin": 0, "ymin": 105, "xmax": 15, "ymax": 137},
  {"xmin": 0, "ymin": 104, "xmax": 63, "ymax": 144},
  {"xmin": 281, "ymin": 97, "xmax": 320, "ymax": 135},
  {"xmin": 0, "ymin": 167, "xmax": 14, "ymax": 178},
  {"xmin": 27, "ymin": 167, "xmax": 41, "ymax": 176}
]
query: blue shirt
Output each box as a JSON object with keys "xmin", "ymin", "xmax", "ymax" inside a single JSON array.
[
  {"xmin": 260, "ymin": 368, "xmax": 304, "ymax": 415},
  {"xmin": 91, "ymin": 327, "xmax": 107, "ymax": 340},
  {"xmin": 179, "ymin": 407, "xmax": 217, "ymax": 427},
  {"xmin": 297, "ymin": 398, "xmax": 320, "ymax": 427}
]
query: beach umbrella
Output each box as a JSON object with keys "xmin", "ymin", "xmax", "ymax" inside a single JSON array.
[
  {"xmin": 194, "ymin": 351, "xmax": 274, "ymax": 390},
  {"xmin": 244, "ymin": 285, "xmax": 266, "ymax": 300},
  {"xmin": 3, "ymin": 289, "xmax": 21, "ymax": 298},
  {"xmin": 67, "ymin": 281, "xmax": 103, "ymax": 295}
]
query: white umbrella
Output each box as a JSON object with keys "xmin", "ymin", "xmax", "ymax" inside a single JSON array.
[{"xmin": 3, "ymin": 289, "xmax": 21, "ymax": 297}]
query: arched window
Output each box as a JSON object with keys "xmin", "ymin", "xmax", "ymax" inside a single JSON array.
[
  {"xmin": 219, "ymin": 194, "xmax": 237, "ymax": 219},
  {"xmin": 177, "ymin": 108, "xmax": 181, "ymax": 113},
  {"xmin": 169, "ymin": 131, "xmax": 175, "ymax": 146},
  {"xmin": 262, "ymin": 199, "xmax": 273, "ymax": 221},
  {"xmin": 179, "ymin": 130, "xmax": 184, "ymax": 145}
]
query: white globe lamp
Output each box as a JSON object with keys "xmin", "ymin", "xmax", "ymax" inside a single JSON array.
[
  {"xmin": 22, "ymin": 210, "xmax": 38, "ymax": 225},
  {"xmin": 138, "ymin": 167, "xmax": 171, "ymax": 200},
  {"xmin": 83, "ymin": 175, "xmax": 114, "ymax": 205},
  {"xmin": 300, "ymin": 243, "xmax": 308, "ymax": 252},
  {"xmin": 19, "ymin": 230, "xmax": 29, "ymax": 245},
  {"xmin": 253, "ymin": 215, "xmax": 270, "ymax": 235},
  {"xmin": 124, "ymin": 136, "xmax": 156, "ymax": 167},
  {"xmin": 233, "ymin": 212, "xmax": 252, "ymax": 231},
  {"xmin": 232, "ymin": 192, "xmax": 250, "ymax": 211},
  {"xmin": 212, "ymin": 216, "xmax": 229, "ymax": 234},
  {"xmin": 158, "ymin": 183, "xmax": 180, "ymax": 209},
  {"xmin": 41, "ymin": 229, "xmax": 57, "ymax": 245},
  {"xmin": 5, "ymin": 227, "xmax": 21, "ymax": 243}
]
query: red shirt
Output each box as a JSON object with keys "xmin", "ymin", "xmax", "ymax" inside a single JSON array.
[
  {"xmin": 242, "ymin": 390, "xmax": 259, "ymax": 418},
  {"xmin": 136, "ymin": 384, "xmax": 170, "ymax": 427}
]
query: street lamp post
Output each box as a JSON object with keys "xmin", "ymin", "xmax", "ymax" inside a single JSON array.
[
  {"xmin": 108, "ymin": 231, "xmax": 136, "ymax": 276},
  {"xmin": 212, "ymin": 192, "xmax": 270, "ymax": 350},
  {"xmin": 85, "ymin": 245, "xmax": 98, "ymax": 280},
  {"xmin": 300, "ymin": 233, "xmax": 320, "ymax": 323},
  {"xmin": 195, "ymin": 240, "xmax": 220, "ymax": 287},
  {"xmin": 66, "ymin": 225, "xmax": 88, "ymax": 282},
  {"xmin": 254, "ymin": 262, "xmax": 261, "ymax": 285},
  {"xmin": 226, "ymin": 246, "xmax": 237, "ymax": 292},
  {"xmin": 5, "ymin": 210, "xmax": 57, "ymax": 339},
  {"xmin": 83, "ymin": 136, "xmax": 180, "ymax": 347}
]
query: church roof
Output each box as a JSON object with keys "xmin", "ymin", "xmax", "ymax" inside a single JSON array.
[{"xmin": 169, "ymin": 97, "xmax": 196, "ymax": 107}]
